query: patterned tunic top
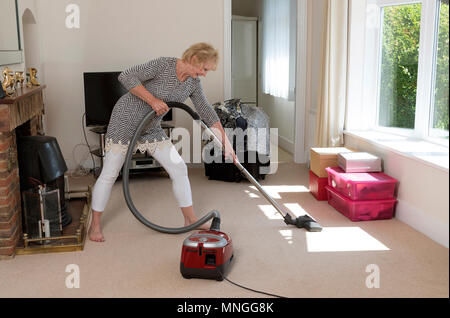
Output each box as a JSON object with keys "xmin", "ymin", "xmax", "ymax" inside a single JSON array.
[{"xmin": 104, "ymin": 56, "xmax": 220, "ymax": 155}]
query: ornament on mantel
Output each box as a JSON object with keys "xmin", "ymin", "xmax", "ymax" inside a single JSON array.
[
  {"xmin": 26, "ymin": 68, "xmax": 41, "ymax": 87},
  {"xmin": 15, "ymin": 71, "xmax": 25, "ymax": 89},
  {"xmin": 1, "ymin": 67, "xmax": 16, "ymax": 97}
]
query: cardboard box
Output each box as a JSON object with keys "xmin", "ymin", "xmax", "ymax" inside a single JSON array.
[
  {"xmin": 338, "ymin": 152, "xmax": 382, "ymax": 173},
  {"xmin": 310, "ymin": 147, "xmax": 354, "ymax": 178}
]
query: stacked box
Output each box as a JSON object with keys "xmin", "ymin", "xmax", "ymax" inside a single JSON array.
[
  {"xmin": 309, "ymin": 170, "xmax": 328, "ymax": 201},
  {"xmin": 309, "ymin": 147, "xmax": 353, "ymax": 201},
  {"xmin": 325, "ymin": 186, "xmax": 397, "ymax": 221},
  {"xmin": 326, "ymin": 167, "xmax": 397, "ymax": 201},
  {"xmin": 338, "ymin": 152, "xmax": 382, "ymax": 173},
  {"xmin": 325, "ymin": 165, "xmax": 398, "ymax": 221},
  {"xmin": 310, "ymin": 147, "xmax": 354, "ymax": 178}
]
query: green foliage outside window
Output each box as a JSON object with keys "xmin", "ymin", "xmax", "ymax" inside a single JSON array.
[
  {"xmin": 379, "ymin": 2, "xmax": 449, "ymax": 134},
  {"xmin": 379, "ymin": 3, "xmax": 422, "ymax": 129}
]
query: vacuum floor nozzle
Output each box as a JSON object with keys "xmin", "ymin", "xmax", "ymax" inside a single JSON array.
[{"xmin": 284, "ymin": 214, "xmax": 323, "ymax": 232}]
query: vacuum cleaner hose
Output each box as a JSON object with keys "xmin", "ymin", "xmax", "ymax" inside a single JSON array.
[{"xmin": 122, "ymin": 102, "xmax": 220, "ymax": 234}]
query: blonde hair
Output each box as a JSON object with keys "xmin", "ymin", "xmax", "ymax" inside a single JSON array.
[{"xmin": 182, "ymin": 42, "xmax": 219, "ymax": 70}]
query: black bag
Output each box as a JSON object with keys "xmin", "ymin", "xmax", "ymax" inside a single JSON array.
[
  {"xmin": 204, "ymin": 134, "xmax": 270, "ymax": 182},
  {"xmin": 204, "ymin": 150, "xmax": 270, "ymax": 182},
  {"xmin": 205, "ymin": 99, "xmax": 270, "ymax": 182}
]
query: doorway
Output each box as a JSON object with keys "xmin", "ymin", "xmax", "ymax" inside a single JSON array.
[
  {"xmin": 225, "ymin": 0, "xmax": 307, "ymax": 163},
  {"xmin": 231, "ymin": 15, "xmax": 258, "ymax": 104}
]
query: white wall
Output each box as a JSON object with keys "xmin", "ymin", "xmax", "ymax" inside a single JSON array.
[
  {"xmin": 14, "ymin": 0, "xmax": 225, "ymax": 170},
  {"xmin": 7, "ymin": 0, "xmax": 40, "ymax": 71},
  {"xmin": 345, "ymin": 134, "xmax": 449, "ymax": 248},
  {"xmin": 22, "ymin": 7, "xmax": 41, "ymax": 70},
  {"xmin": 259, "ymin": 94, "xmax": 296, "ymax": 152}
]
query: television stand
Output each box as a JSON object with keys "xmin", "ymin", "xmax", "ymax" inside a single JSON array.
[
  {"xmin": 89, "ymin": 124, "xmax": 174, "ymax": 173},
  {"xmin": 90, "ymin": 126, "xmax": 107, "ymax": 134}
]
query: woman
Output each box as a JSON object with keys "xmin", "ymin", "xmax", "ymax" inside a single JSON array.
[{"xmin": 89, "ymin": 43, "xmax": 236, "ymax": 242}]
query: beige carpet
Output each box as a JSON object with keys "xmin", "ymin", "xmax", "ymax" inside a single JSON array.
[{"xmin": 0, "ymin": 157, "xmax": 448, "ymax": 298}]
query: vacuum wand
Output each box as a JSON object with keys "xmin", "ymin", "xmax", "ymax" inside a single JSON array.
[{"xmin": 200, "ymin": 121, "xmax": 322, "ymax": 232}]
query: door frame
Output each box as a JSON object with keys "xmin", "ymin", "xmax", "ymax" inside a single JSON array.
[{"xmin": 224, "ymin": 0, "xmax": 232, "ymax": 100}]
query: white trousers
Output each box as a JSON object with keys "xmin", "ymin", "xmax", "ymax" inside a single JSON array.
[{"xmin": 91, "ymin": 144, "xmax": 193, "ymax": 212}]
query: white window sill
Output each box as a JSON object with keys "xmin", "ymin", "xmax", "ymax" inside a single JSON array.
[{"xmin": 344, "ymin": 130, "xmax": 449, "ymax": 173}]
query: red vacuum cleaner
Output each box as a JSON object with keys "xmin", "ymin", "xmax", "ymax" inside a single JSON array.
[
  {"xmin": 122, "ymin": 102, "xmax": 322, "ymax": 281},
  {"xmin": 180, "ymin": 216, "xmax": 234, "ymax": 281}
]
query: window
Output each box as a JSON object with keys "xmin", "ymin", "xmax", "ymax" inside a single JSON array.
[
  {"xmin": 261, "ymin": 0, "xmax": 296, "ymax": 100},
  {"xmin": 429, "ymin": 0, "xmax": 449, "ymax": 139},
  {"xmin": 378, "ymin": 3, "xmax": 421, "ymax": 129},
  {"xmin": 365, "ymin": 0, "xmax": 449, "ymax": 146}
]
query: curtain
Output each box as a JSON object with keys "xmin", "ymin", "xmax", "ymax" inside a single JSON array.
[
  {"xmin": 261, "ymin": 0, "xmax": 295, "ymax": 100},
  {"xmin": 314, "ymin": 0, "xmax": 349, "ymax": 147}
]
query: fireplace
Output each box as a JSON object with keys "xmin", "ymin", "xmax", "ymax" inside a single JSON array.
[{"xmin": 0, "ymin": 85, "xmax": 45, "ymax": 259}]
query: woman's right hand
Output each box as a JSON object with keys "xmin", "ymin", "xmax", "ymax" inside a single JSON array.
[
  {"xmin": 149, "ymin": 97, "xmax": 170, "ymax": 116},
  {"xmin": 130, "ymin": 85, "xmax": 170, "ymax": 116}
]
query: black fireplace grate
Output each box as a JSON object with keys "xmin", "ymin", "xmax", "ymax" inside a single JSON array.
[{"xmin": 22, "ymin": 186, "xmax": 63, "ymax": 242}]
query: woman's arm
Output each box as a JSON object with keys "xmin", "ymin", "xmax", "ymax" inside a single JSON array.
[
  {"xmin": 209, "ymin": 121, "xmax": 237, "ymax": 163},
  {"xmin": 118, "ymin": 57, "xmax": 170, "ymax": 115},
  {"xmin": 129, "ymin": 85, "xmax": 168, "ymax": 116},
  {"xmin": 118, "ymin": 57, "xmax": 168, "ymax": 91},
  {"xmin": 189, "ymin": 80, "xmax": 221, "ymax": 127},
  {"xmin": 189, "ymin": 80, "xmax": 236, "ymax": 162}
]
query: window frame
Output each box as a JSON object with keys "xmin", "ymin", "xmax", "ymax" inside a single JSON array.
[
  {"xmin": 427, "ymin": 0, "xmax": 450, "ymax": 145},
  {"xmin": 365, "ymin": 0, "xmax": 449, "ymax": 147}
]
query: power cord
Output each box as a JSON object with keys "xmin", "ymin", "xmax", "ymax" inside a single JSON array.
[
  {"xmin": 220, "ymin": 274, "xmax": 287, "ymax": 298},
  {"xmin": 81, "ymin": 113, "xmax": 96, "ymax": 175}
]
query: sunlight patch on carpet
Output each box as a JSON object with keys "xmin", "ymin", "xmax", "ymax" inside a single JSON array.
[
  {"xmin": 305, "ymin": 227, "xmax": 390, "ymax": 252},
  {"xmin": 244, "ymin": 190, "xmax": 260, "ymax": 198},
  {"xmin": 249, "ymin": 185, "xmax": 309, "ymax": 199}
]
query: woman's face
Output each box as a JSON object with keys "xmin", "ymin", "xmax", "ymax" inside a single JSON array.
[{"xmin": 189, "ymin": 57, "xmax": 216, "ymax": 78}]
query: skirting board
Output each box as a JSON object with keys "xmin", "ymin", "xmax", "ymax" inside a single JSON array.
[
  {"xmin": 395, "ymin": 198, "xmax": 449, "ymax": 248},
  {"xmin": 270, "ymin": 131, "xmax": 294, "ymax": 154}
]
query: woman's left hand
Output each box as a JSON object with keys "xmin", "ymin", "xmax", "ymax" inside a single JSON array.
[
  {"xmin": 223, "ymin": 139, "xmax": 237, "ymax": 163},
  {"xmin": 210, "ymin": 121, "xmax": 237, "ymax": 163}
]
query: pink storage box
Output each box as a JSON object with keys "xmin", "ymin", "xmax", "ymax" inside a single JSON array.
[
  {"xmin": 338, "ymin": 152, "xmax": 382, "ymax": 173},
  {"xmin": 325, "ymin": 166, "xmax": 397, "ymax": 201},
  {"xmin": 326, "ymin": 186, "xmax": 396, "ymax": 221}
]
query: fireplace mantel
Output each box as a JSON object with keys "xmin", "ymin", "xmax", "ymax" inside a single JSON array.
[
  {"xmin": 0, "ymin": 85, "xmax": 45, "ymax": 259},
  {"xmin": 0, "ymin": 85, "xmax": 46, "ymax": 133}
]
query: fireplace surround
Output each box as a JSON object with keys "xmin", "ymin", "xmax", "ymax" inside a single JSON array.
[{"xmin": 0, "ymin": 85, "xmax": 45, "ymax": 259}]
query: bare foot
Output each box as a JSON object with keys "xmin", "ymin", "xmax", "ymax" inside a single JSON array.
[{"xmin": 88, "ymin": 223, "xmax": 105, "ymax": 242}]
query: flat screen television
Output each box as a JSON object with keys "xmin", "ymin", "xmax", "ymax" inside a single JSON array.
[{"xmin": 83, "ymin": 71, "xmax": 172, "ymax": 127}]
